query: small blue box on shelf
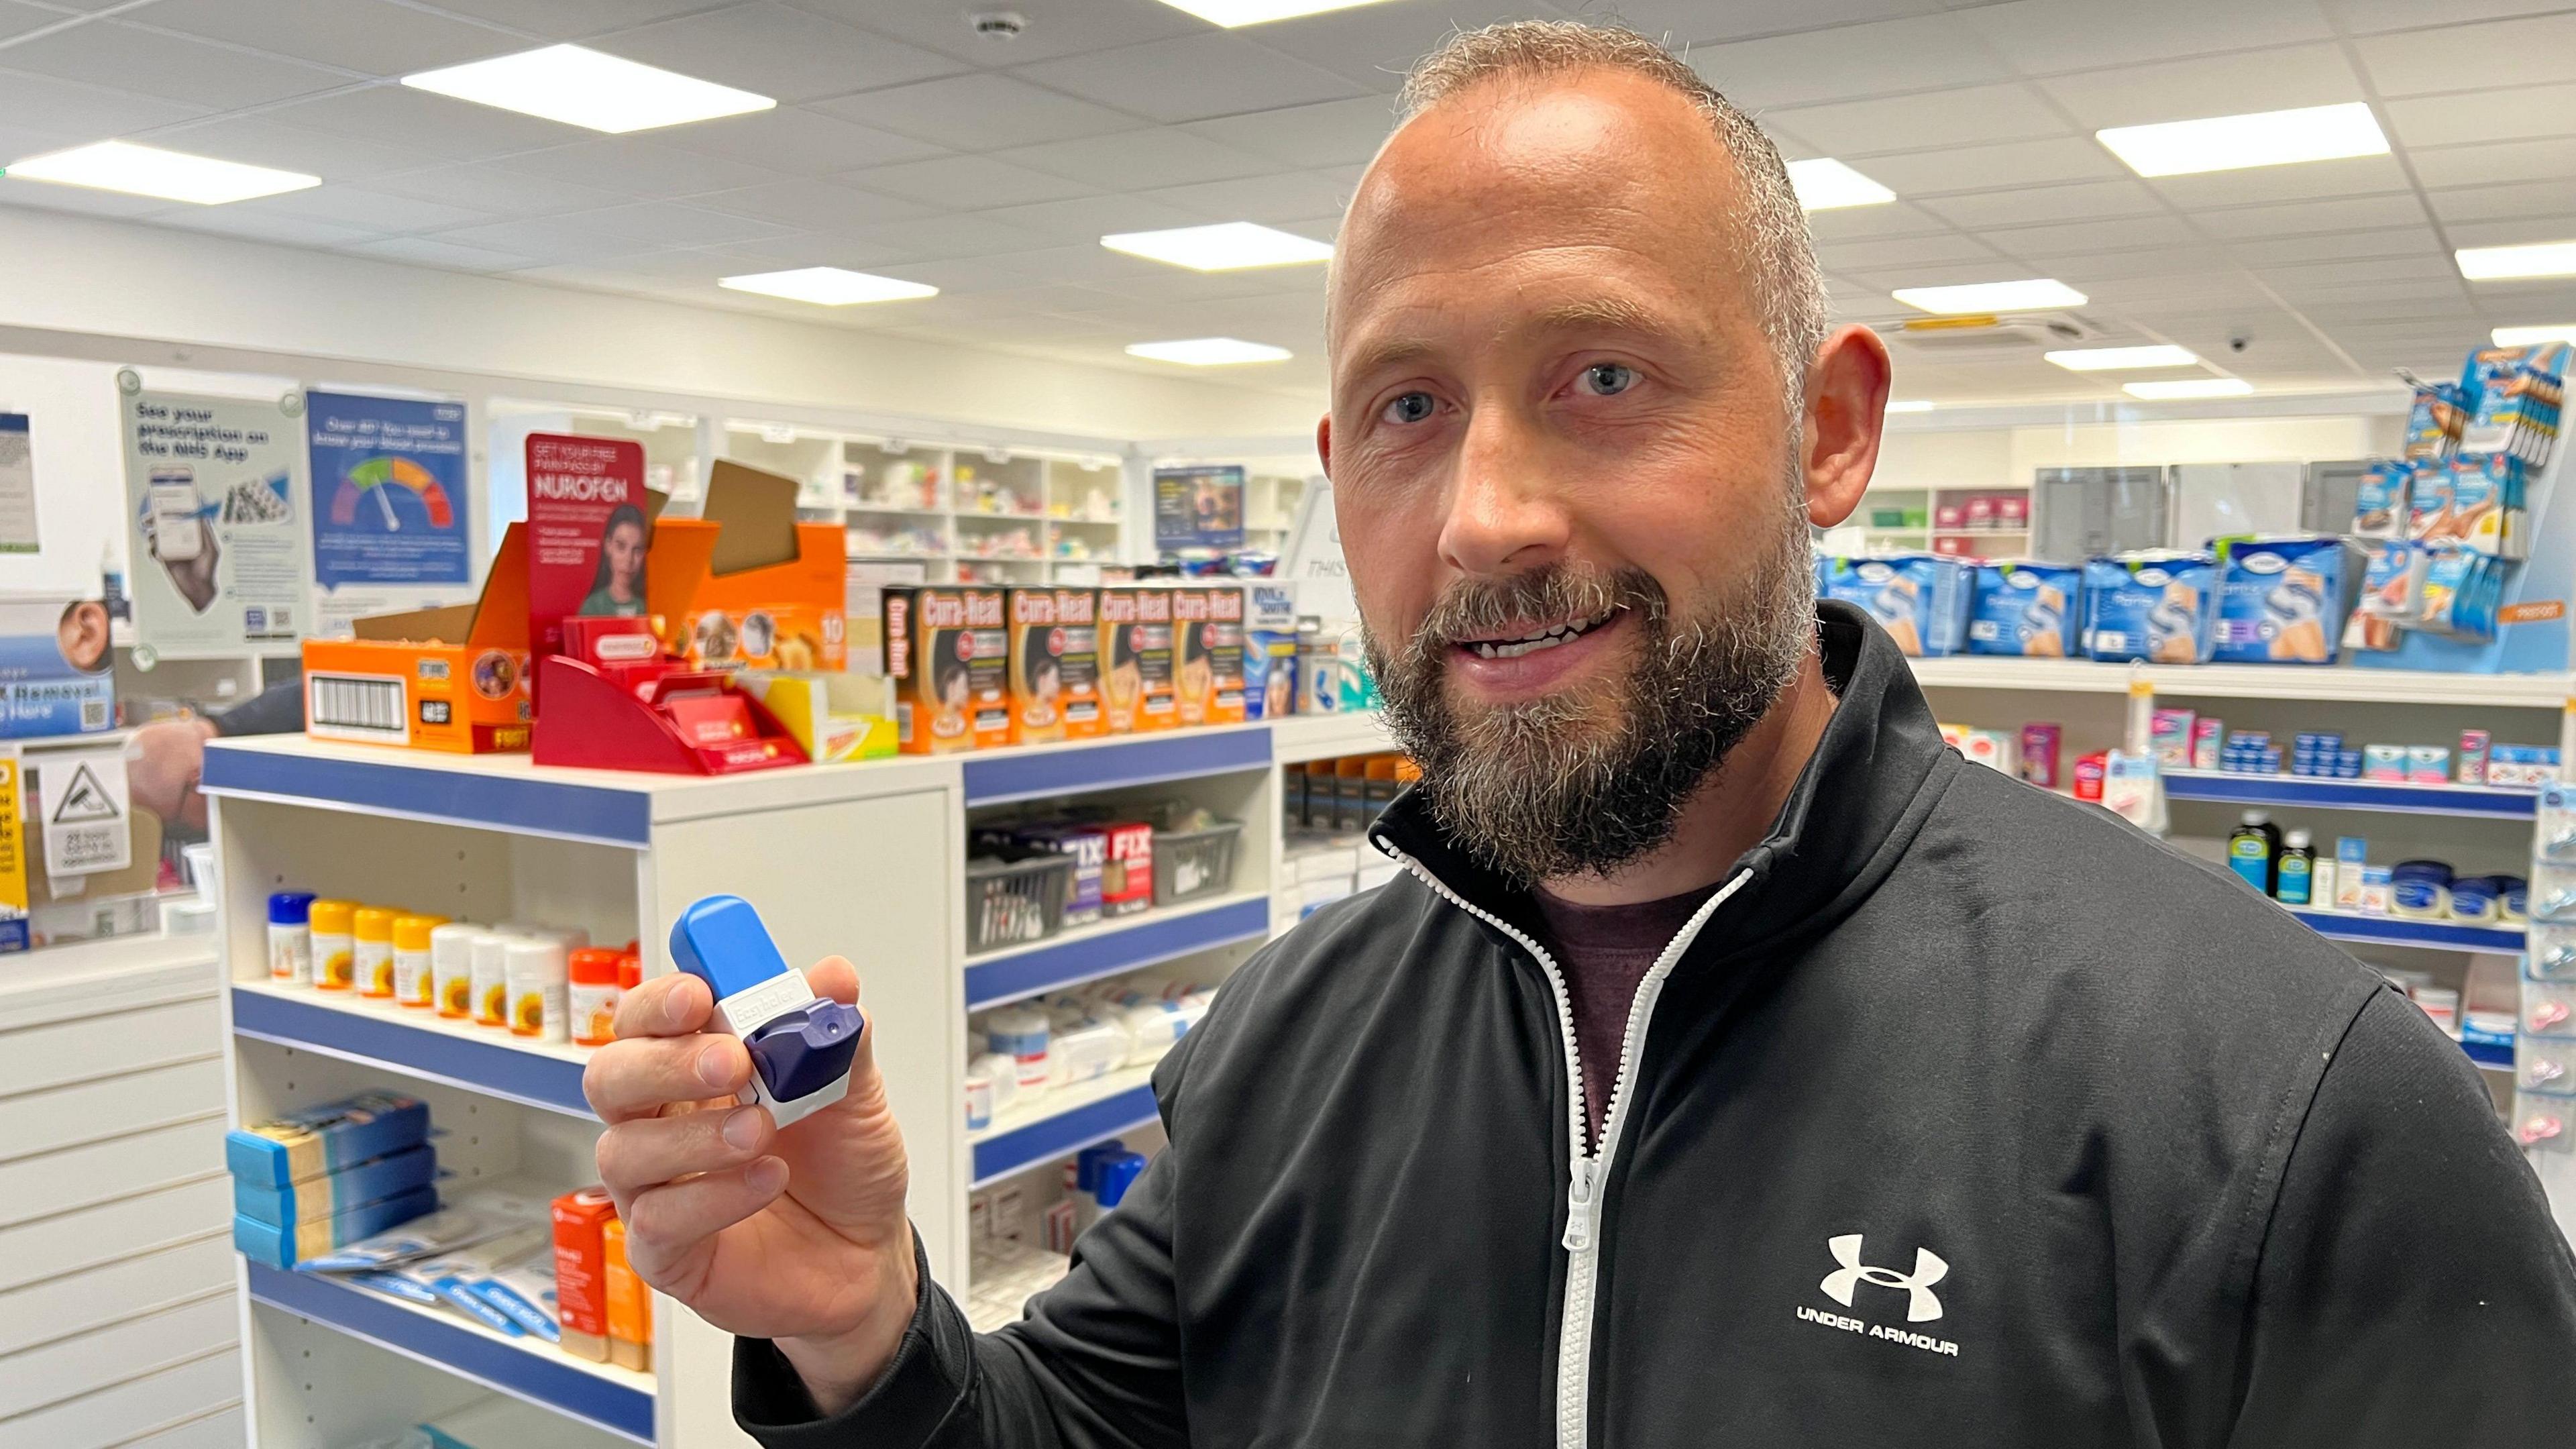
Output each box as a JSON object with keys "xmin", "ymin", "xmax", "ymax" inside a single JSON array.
[{"xmin": 226, "ymin": 1091, "xmax": 431, "ymax": 1190}]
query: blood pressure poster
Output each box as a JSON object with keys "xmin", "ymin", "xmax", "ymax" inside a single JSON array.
[
  {"xmin": 119, "ymin": 377, "xmax": 309, "ymax": 660},
  {"xmin": 1154, "ymin": 465, "xmax": 1245, "ymax": 552},
  {"xmin": 307, "ymin": 390, "xmax": 472, "ymax": 635}
]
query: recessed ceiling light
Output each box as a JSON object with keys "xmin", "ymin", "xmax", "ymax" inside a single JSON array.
[
  {"xmin": 1890, "ymin": 278, "xmax": 2087, "ymax": 314},
  {"xmin": 2044, "ymin": 344, "xmax": 2200, "ymax": 372},
  {"xmin": 2096, "ymin": 102, "xmax": 2388, "ymax": 178},
  {"xmin": 2125, "ymin": 378, "xmax": 2253, "ymax": 399},
  {"xmin": 402, "ymin": 45, "xmax": 773, "ymax": 134},
  {"xmin": 2493, "ymin": 323, "xmax": 2576, "ymax": 345},
  {"xmin": 2457, "ymin": 240, "xmax": 2576, "ymax": 281},
  {"xmin": 1102, "ymin": 221, "xmax": 1332, "ymax": 272},
  {"xmin": 718, "ymin": 268, "xmax": 936, "ymax": 305},
  {"xmin": 1786, "ymin": 158, "xmax": 1894, "ymax": 211},
  {"xmin": 1126, "ymin": 337, "xmax": 1292, "ymax": 366},
  {"xmin": 3, "ymin": 140, "xmax": 319, "ymax": 205},
  {"xmin": 1885, "ymin": 400, "xmax": 1936, "ymax": 413},
  {"xmin": 1148, "ymin": 0, "xmax": 1400, "ymax": 25}
]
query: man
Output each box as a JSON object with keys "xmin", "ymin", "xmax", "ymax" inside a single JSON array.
[{"xmin": 587, "ymin": 21, "xmax": 2576, "ymax": 1446}]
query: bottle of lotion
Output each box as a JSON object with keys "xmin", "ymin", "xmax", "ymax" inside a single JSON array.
[
  {"xmin": 2275, "ymin": 828, "xmax": 2314, "ymax": 905},
  {"xmin": 2228, "ymin": 810, "xmax": 2281, "ymax": 894}
]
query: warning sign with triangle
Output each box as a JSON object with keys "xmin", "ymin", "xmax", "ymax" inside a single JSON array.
[{"xmin": 51, "ymin": 762, "xmax": 121, "ymax": 824}]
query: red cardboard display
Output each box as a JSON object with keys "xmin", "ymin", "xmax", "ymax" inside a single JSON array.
[{"xmin": 531, "ymin": 654, "xmax": 808, "ymax": 775}]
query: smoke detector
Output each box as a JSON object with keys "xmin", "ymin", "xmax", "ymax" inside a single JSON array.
[
  {"xmin": 969, "ymin": 10, "xmax": 1026, "ymax": 38},
  {"xmin": 1888, "ymin": 312, "xmax": 2099, "ymax": 355}
]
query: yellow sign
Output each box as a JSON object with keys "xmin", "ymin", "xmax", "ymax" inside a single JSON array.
[{"xmin": 0, "ymin": 751, "xmax": 27, "ymax": 951}]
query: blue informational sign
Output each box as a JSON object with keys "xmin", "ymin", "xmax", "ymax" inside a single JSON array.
[
  {"xmin": 1154, "ymin": 464, "xmax": 1245, "ymax": 553},
  {"xmin": 307, "ymin": 391, "xmax": 470, "ymax": 590}
]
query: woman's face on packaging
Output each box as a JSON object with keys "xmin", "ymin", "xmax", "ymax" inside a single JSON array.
[{"xmin": 605, "ymin": 520, "xmax": 645, "ymax": 589}]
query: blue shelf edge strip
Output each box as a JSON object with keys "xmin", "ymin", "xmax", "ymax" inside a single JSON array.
[
  {"xmin": 966, "ymin": 896, "xmax": 1271, "ymax": 1010},
  {"xmin": 233, "ymin": 987, "xmax": 596, "ymax": 1118},
  {"xmin": 2287, "ymin": 909, "xmax": 2526, "ymax": 953},
  {"xmin": 973, "ymin": 1083, "xmax": 1160, "ymax": 1187},
  {"xmin": 247, "ymin": 1262, "xmax": 654, "ymax": 1444},
  {"xmin": 2163, "ymin": 771, "xmax": 2536, "ymax": 818},
  {"xmin": 204, "ymin": 746, "xmax": 652, "ymax": 846},
  {"xmin": 963, "ymin": 729, "xmax": 1273, "ymax": 806}
]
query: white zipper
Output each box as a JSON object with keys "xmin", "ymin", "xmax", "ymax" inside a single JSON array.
[{"xmin": 1379, "ymin": 841, "xmax": 1750, "ymax": 1449}]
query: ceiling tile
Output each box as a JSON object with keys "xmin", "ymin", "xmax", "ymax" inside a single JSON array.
[
  {"xmin": 1815, "ymin": 233, "xmax": 2001, "ymax": 271},
  {"xmin": 2269, "ymin": 274, "xmax": 2471, "ymax": 305},
  {"xmin": 1851, "ymin": 135, "xmax": 2125, "ymax": 194},
  {"xmin": 543, "ymin": 200, "xmax": 801, "ymax": 248},
  {"xmin": 2384, "ymin": 83, "xmax": 2576, "ymax": 150},
  {"xmin": 347, "ymin": 234, "xmax": 542, "ymax": 271},
  {"xmin": 417, "ymin": 0, "xmax": 714, "ymax": 40},
  {"xmin": 1244, "ymin": 0, "xmax": 1577, "ymax": 89},
  {"xmin": 2, "ymin": 20, "xmax": 355, "ymax": 109},
  {"xmin": 1135, "ymin": 168, "xmax": 1356, "ymax": 226},
  {"xmin": 2005, "ymin": 244, "xmax": 2239, "ymax": 280},
  {"xmin": 1557, "ymin": 0, "xmax": 1949, "ymax": 48},
  {"xmin": 2076, "ymin": 271, "xmax": 2277, "ymax": 307},
  {"xmin": 2259, "ymin": 254, "xmax": 2462, "ymax": 287},
  {"xmin": 2188, "ymin": 191, "xmax": 2431, "ymax": 238},
  {"xmin": 977, "ymin": 241, "xmax": 1193, "ymax": 284},
  {"xmin": 156, "ymin": 209, "xmax": 381, "ymax": 248},
  {"xmin": 2352, "ymin": 12, "xmax": 2576, "ymax": 95},
  {"xmin": 592, "ymin": 3, "xmax": 963, "ymax": 104},
  {"xmin": 0, "ymin": 119, "xmax": 80, "ymax": 164},
  {"xmin": 998, "ymin": 129, "xmax": 1276, "ymax": 189},
  {"xmin": 423, "ymin": 215, "xmax": 678, "ymax": 264},
  {"xmin": 1181, "ymin": 95, "xmax": 1397, "ymax": 170},
  {"xmin": 841, "ymin": 211, "xmax": 1053, "ymax": 260},
  {"xmin": 788, "ymin": 0, "xmax": 1205, "ymax": 68},
  {"xmin": 1958, "ymin": 0, "xmax": 2330, "ymax": 72},
  {"xmin": 494, "ymin": 138, "xmax": 793, "ymax": 199},
  {"xmin": 364, "ymin": 162, "xmax": 630, "ymax": 216},
  {"xmin": 256, "ymin": 86, "xmax": 580, "ymax": 162},
  {"xmin": 969, "ymin": 193, "xmax": 1206, "ymax": 245},
  {"xmin": 0, "ymin": 174, "xmax": 174, "ymax": 219},
  {"xmin": 2220, "ymin": 226, "xmax": 2443, "ymax": 267},
  {"xmin": 1983, "ymin": 213, "xmax": 2202, "ymax": 257},
  {"xmin": 2445, "ymin": 218, "xmax": 2576, "ymax": 250},
  {"xmin": 0, "ymin": 1, "xmax": 58, "ymax": 42},
  {"xmin": 2319, "ymin": 0, "xmax": 2569, "ymax": 33},
  {"xmin": 2425, "ymin": 177, "xmax": 2576, "ymax": 226},
  {"xmin": 1806, "ymin": 201, "xmax": 1959, "ymax": 241},
  {"xmin": 1013, "ymin": 33, "xmax": 1364, "ymax": 125},
  {"xmin": 1845, "ymin": 258, "xmax": 2062, "ymax": 291},
  {"xmin": 1690, "ymin": 15, "xmax": 2013, "ymax": 110},
  {"xmin": 686, "ymin": 179, "xmax": 932, "ymax": 229},
  {"xmin": 694, "ymin": 229, "xmax": 912, "ymax": 270},
  {"xmin": 2035, "ymin": 44, "xmax": 2363, "ymax": 129},
  {"xmin": 2410, "ymin": 136, "xmax": 2576, "ymax": 189},
  {"xmin": 221, "ymin": 185, "xmax": 496, "ymax": 235},
  {"xmin": 139, "ymin": 114, "xmax": 440, "ymax": 182},
  {"xmin": 1766, "ymin": 84, "xmax": 2069, "ymax": 156},
  {"xmin": 652, "ymin": 106, "xmax": 949, "ymax": 175},
  {"xmin": 814, "ymin": 72, "xmax": 1146, "ymax": 152},
  {"xmin": 842, "ymin": 153, "xmax": 1094, "ymax": 208},
  {"xmin": 129, "ymin": 0, "xmax": 521, "ymax": 76},
  {"xmin": 2148, "ymin": 154, "xmax": 2410, "ymax": 209},
  {"xmin": 1917, "ymin": 178, "xmax": 2165, "ymax": 227},
  {"xmin": 0, "ymin": 66, "xmax": 207, "ymax": 140}
]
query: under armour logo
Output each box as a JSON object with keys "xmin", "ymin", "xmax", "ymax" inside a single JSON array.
[{"xmin": 1821, "ymin": 1234, "xmax": 1947, "ymax": 1323}]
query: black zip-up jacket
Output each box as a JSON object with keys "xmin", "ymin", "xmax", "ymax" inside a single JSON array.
[{"xmin": 739, "ymin": 603, "xmax": 2576, "ymax": 1448}]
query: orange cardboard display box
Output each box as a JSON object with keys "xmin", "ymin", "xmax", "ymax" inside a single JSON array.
[
  {"xmin": 301, "ymin": 525, "xmax": 537, "ymax": 753},
  {"xmin": 657, "ymin": 460, "xmax": 847, "ymax": 673}
]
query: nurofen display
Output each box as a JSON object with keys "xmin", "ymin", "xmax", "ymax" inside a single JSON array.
[
  {"xmin": 1812, "ymin": 553, "xmax": 1968, "ymax": 657},
  {"xmin": 2212, "ymin": 537, "xmax": 2359, "ymax": 665},
  {"xmin": 1967, "ymin": 561, "xmax": 2081, "ymax": 657},
  {"xmin": 2082, "ymin": 551, "xmax": 2215, "ymax": 664},
  {"xmin": 668, "ymin": 894, "xmax": 862, "ymax": 1130}
]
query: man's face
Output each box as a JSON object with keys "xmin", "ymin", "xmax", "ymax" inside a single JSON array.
[{"xmin": 1323, "ymin": 71, "xmax": 1823, "ymax": 883}]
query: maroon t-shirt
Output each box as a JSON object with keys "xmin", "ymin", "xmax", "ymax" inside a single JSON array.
[{"xmin": 1530, "ymin": 882, "xmax": 1722, "ymax": 1148}]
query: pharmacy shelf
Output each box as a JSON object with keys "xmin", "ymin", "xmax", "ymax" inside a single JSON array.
[
  {"xmin": 961, "ymin": 724, "xmax": 1273, "ymax": 806},
  {"xmin": 245, "ymin": 1262, "xmax": 653, "ymax": 1444},
  {"xmin": 231, "ymin": 979, "xmax": 595, "ymax": 1118},
  {"xmin": 1270, "ymin": 710, "xmax": 1393, "ymax": 765},
  {"xmin": 965, "ymin": 890, "xmax": 1268, "ymax": 1010},
  {"xmin": 970, "ymin": 1063, "xmax": 1159, "ymax": 1189},
  {"xmin": 1908, "ymin": 657, "xmax": 2575, "ymax": 708},
  {"xmin": 2286, "ymin": 908, "xmax": 2525, "ymax": 954},
  {"xmin": 2163, "ymin": 769, "xmax": 2540, "ymax": 818},
  {"xmin": 843, "ymin": 504, "xmax": 949, "ymax": 517}
]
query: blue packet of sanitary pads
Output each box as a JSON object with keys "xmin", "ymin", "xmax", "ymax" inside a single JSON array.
[
  {"xmin": 1968, "ymin": 561, "xmax": 2082, "ymax": 657},
  {"xmin": 2082, "ymin": 551, "xmax": 2215, "ymax": 663},
  {"xmin": 2212, "ymin": 536, "xmax": 2359, "ymax": 665},
  {"xmin": 1815, "ymin": 553, "xmax": 1968, "ymax": 657}
]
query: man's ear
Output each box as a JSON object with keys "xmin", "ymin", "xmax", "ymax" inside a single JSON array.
[
  {"xmin": 1805, "ymin": 325, "xmax": 1892, "ymax": 529},
  {"xmin": 1315, "ymin": 412, "xmax": 1334, "ymax": 478}
]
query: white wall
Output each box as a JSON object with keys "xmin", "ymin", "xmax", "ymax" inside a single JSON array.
[
  {"xmin": 1870, "ymin": 414, "xmax": 2404, "ymax": 496},
  {"xmin": 0, "ymin": 354, "xmax": 129, "ymax": 595}
]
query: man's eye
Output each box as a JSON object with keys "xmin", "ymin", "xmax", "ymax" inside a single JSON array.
[
  {"xmin": 1576, "ymin": 364, "xmax": 1636, "ymax": 396},
  {"xmin": 1381, "ymin": 392, "xmax": 1436, "ymax": 425}
]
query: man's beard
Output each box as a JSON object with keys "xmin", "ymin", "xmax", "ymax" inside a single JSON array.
[{"xmin": 1364, "ymin": 502, "xmax": 1814, "ymax": 888}]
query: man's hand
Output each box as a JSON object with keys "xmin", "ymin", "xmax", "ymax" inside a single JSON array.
[
  {"xmin": 587, "ymin": 959, "xmax": 918, "ymax": 1414},
  {"xmin": 125, "ymin": 716, "xmax": 217, "ymax": 831}
]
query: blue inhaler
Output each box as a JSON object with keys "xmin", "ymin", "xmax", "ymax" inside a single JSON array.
[{"xmin": 669, "ymin": 896, "xmax": 862, "ymax": 1129}]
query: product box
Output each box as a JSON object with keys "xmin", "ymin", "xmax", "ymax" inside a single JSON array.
[
  {"xmin": 551, "ymin": 1186, "xmax": 616, "ymax": 1362},
  {"xmin": 1004, "ymin": 587, "xmax": 1067, "ymax": 747},
  {"xmin": 303, "ymin": 525, "xmax": 537, "ymax": 753},
  {"xmin": 1125, "ymin": 588, "xmax": 1179, "ymax": 732},
  {"xmin": 663, "ymin": 461, "xmax": 848, "ymax": 672},
  {"xmin": 1177, "ymin": 584, "xmax": 1246, "ymax": 727},
  {"xmin": 233, "ymin": 1183, "xmax": 439, "ymax": 1269},
  {"xmin": 2457, "ymin": 340, "xmax": 2569, "ymax": 466},
  {"xmin": 1097, "ymin": 588, "xmax": 1142, "ymax": 733},
  {"xmin": 1814, "ymin": 554, "xmax": 1969, "ymax": 657},
  {"xmin": 1967, "ymin": 561, "xmax": 2082, "ymax": 657},
  {"xmin": 2083, "ymin": 552, "xmax": 2216, "ymax": 664},
  {"xmin": 737, "ymin": 671, "xmax": 898, "ymax": 764},
  {"xmin": 2403, "ymin": 383, "xmax": 2465, "ymax": 462},
  {"xmin": 2334, "ymin": 837, "xmax": 2368, "ymax": 911},
  {"xmin": 1052, "ymin": 588, "xmax": 1105, "ymax": 740},
  {"xmin": 2190, "ymin": 718, "xmax": 2223, "ymax": 771},
  {"xmin": 2441, "ymin": 454, "xmax": 2526, "ymax": 558},
  {"xmin": 1016, "ymin": 823, "xmax": 1106, "ymax": 926},
  {"xmin": 2147, "ymin": 708, "xmax": 2195, "ymax": 769},
  {"xmin": 1100, "ymin": 820, "xmax": 1154, "ymax": 917},
  {"xmin": 2021, "ymin": 724, "xmax": 2062, "ymax": 789},
  {"xmin": 227, "ymin": 1091, "xmax": 431, "ymax": 1189},
  {"xmin": 233, "ymin": 1142, "xmax": 438, "ymax": 1228},
  {"xmin": 603, "ymin": 1216, "xmax": 651, "ymax": 1371},
  {"xmin": 1244, "ymin": 583, "xmax": 1300, "ymax": 720},
  {"xmin": 0, "ymin": 595, "xmax": 113, "ymax": 739},
  {"xmin": 882, "ymin": 586, "xmax": 1008, "ymax": 753},
  {"xmin": 2212, "ymin": 537, "xmax": 2359, "ymax": 665},
  {"xmin": 2351, "ymin": 460, "xmax": 2415, "ymax": 539}
]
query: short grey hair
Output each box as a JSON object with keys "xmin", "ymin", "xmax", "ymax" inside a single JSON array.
[{"xmin": 1393, "ymin": 19, "xmax": 1830, "ymax": 407}]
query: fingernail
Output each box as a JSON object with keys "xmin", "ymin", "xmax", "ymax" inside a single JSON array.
[
  {"xmin": 747, "ymin": 1157, "xmax": 788, "ymax": 1193},
  {"xmin": 665, "ymin": 989, "xmax": 692, "ymax": 1031},
  {"xmin": 722, "ymin": 1108, "xmax": 761, "ymax": 1150},
  {"xmin": 697, "ymin": 1042, "xmax": 732, "ymax": 1088}
]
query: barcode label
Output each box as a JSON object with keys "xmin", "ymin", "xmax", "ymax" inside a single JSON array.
[
  {"xmin": 79, "ymin": 699, "xmax": 107, "ymax": 729},
  {"xmin": 307, "ymin": 674, "xmax": 409, "ymax": 743}
]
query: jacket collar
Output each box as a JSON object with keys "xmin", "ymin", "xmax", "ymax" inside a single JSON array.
[{"xmin": 1369, "ymin": 600, "xmax": 1954, "ymax": 957}]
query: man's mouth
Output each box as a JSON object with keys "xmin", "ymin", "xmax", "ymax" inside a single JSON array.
[{"xmin": 1454, "ymin": 606, "xmax": 1620, "ymax": 660}]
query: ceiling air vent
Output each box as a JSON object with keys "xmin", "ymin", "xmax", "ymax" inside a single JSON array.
[{"xmin": 1888, "ymin": 312, "xmax": 2099, "ymax": 354}]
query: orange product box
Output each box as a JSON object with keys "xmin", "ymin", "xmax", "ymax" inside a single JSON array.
[
  {"xmin": 1097, "ymin": 588, "xmax": 1141, "ymax": 734},
  {"xmin": 661, "ymin": 461, "xmax": 847, "ymax": 673},
  {"xmin": 1004, "ymin": 587, "xmax": 1065, "ymax": 747},
  {"xmin": 301, "ymin": 525, "xmax": 535, "ymax": 753},
  {"xmin": 1053, "ymin": 588, "xmax": 1104, "ymax": 740},
  {"xmin": 883, "ymin": 586, "xmax": 1008, "ymax": 753},
  {"xmin": 551, "ymin": 1186, "xmax": 616, "ymax": 1362},
  {"xmin": 603, "ymin": 1217, "xmax": 652, "ymax": 1372},
  {"xmin": 1184, "ymin": 584, "xmax": 1246, "ymax": 727},
  {"xmin": 1130, "ymin": 588, "xmax": 1178, "ymax": 733}
]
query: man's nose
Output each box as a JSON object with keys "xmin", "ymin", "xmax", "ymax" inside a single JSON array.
[{"xmin": 1438, "ymin": 402, "xmax": 1570, "ymax": 577}]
